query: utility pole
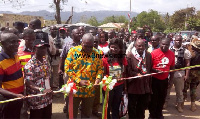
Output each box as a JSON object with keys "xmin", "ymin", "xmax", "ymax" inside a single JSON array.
[
  {"xmin": 128, "ymin": 0, "xmax": 131, "ymax": 30},
  {"xmin": 71, "ymin": 6, "xmax": 73, "ymax": 24},
  {"xmin": 185, "ymin": 4, "xmax": 188, "ymax": 30}
]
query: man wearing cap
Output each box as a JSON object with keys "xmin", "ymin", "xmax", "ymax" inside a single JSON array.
[
  {"xmin": 60, "ymin": 27, "xmax": 73, "ymax": 45},
  {"xmin": 0, "ymin": 33, "xmax": 24, "ymax": 119},
  {"xmin": 49, "ymin": 26, "xmax": 64, "ymax": 89},
  {"xmin": 24, "ymin": 39, "xmax": 53, "ymax": 119},
  {"xmin": 183, "ymin": 38, "xmax": 200, "ymax": 112}
]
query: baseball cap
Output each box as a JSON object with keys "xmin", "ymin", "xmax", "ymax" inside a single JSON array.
[
  {"xmin": 33, "ymin": 39, "xmax": 50, "ymax": 47},
  {"xmin": 59, "ymin": 27, "xmax": 66, "ymax": 31}
]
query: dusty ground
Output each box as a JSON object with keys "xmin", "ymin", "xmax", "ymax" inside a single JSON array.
[{"xmin": 51, "ymin": 85, "xmax": 200, "ymax": 119}]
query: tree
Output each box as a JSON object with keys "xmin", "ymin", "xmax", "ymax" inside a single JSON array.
[
  {"xmin": 133, "ymin": 10, "xmax": 166, "ymax": 32},
  {"xmin": 52, "ymin": 0, "xmax": 67, "ymax": 24},
  {"xmin": 101, "ymin": 15, "xmax": 128, "ymax": 24},
  {"xmin": 1, "ymin": 0, "xmax": 26, "ymax": 9},
  {"xmin": 170, "ymin": 7, "xmax": 196, "ymax": 30},
  {"xmin": 51, "ymin": 0, "xmax": 88, "ymax": 24},
  {"xmin": 79, "ymin": 15, "xmax": 88, "ymax": 23},
  {"xmin": 87, "ymin": 16, "xmax": 99, "ymax": 26}
]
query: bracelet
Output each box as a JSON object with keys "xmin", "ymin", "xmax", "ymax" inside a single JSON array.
[{"xmin": 39, "ymin": 88, "xmax": 45, "ymax": 93}]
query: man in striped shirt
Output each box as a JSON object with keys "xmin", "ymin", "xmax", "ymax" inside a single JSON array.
[
  {"xmin": 0, "ymin": 33, "xmax": 24, "ymax": 119},
  {"xmin": 18, "ymin": 28, "xmax": 35, "ymax": 69}
]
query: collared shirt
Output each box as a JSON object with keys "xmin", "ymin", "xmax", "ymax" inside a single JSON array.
[
  {"xmin": 171, "ymin": 46, "xmax": 192, "ymax": 78},
  {"xmin": 51, "ymin": 37, "xmax": 65, "ymax": 65},
  {"xmin": 18, "ymin": 42, "xmax": 34, "ymax": 68},
  {"xmin": 24, "ymin": 56, "xmax": 52, "ymax": 109},
  {"xmin": 98, "ymin": 42, "xmax": 109, "ymax": 55},
  {"xmin": 63, "ymin": 36, "xmax": 73, "ymax": 45},
  {"xmin": 147, "ymin": 45, "xmax": 160, "ymax": 53},
  {"xmin": 60, "ymin": 41, "xmax": 81, "ymax": 58},
  {"xmin": 171, "ymin": 46, "xmax": 191, "ymax": 63},
  {"xmin": 0, "ymin": 52, "xmax": 24, "ymax": 94},
  {"xmin": 65, "ymin": 45, "xmax": 103, "ymax": 98},
  {"xmin": 0, "ymin": 46, "xmax": 2, "ymax": 53},
  {"xmin": 48, "ymin": 35, "xmax": 57, "ymax": 55}
]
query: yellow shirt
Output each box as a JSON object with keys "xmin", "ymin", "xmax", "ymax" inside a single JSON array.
[{"xmin": 65, "ymin": 45, "xmax": 103, "ymax": 97}]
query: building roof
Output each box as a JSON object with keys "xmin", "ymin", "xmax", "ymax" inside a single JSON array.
[{"xmin": 98, "ymin": 23, "xmax": 124, "ymax": 28}]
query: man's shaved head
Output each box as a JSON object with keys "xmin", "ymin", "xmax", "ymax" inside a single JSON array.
[
  {"xmin": 135, "ymin": 38, "xmax": 145, "ymax": 46},
  {"xmin": 135, "ymin": 38, "xmax": 145, "ymax": 55},
  {"xmin": 72, "ymin": 28, "xmax": 79, "ymax": 34},
  {"xmin": 82, "ymin": 33, "xmax": 94, "ymax": 53},
  {"xmin": 82, "ymin": 33, "xmax": 94, "ymax": 43}
]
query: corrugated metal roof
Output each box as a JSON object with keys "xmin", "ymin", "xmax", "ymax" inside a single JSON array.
[{"xmin": 98, "ymin": 23, "xmax": 124, "ymax": 28}]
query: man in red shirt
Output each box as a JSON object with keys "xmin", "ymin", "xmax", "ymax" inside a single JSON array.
[{"xmin": 148, "ymin": 38, "xmax": 175, "ymax": 119}]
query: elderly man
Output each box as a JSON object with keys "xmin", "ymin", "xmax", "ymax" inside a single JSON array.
[
  {"xmin": 65, "ymin": 33, "xmax": 103, "ymax": 118},
  {"xmin": 0, "ymin": 33, "xmax": 24, "ymax": 119},
  {"xmin": 126, "ymin": 38, "xmax": 152, "ymax": 119}
]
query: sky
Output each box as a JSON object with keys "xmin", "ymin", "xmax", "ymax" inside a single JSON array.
[{"xmin": 0, "ymin": 0, "xmax": 200, "ymax": 15}]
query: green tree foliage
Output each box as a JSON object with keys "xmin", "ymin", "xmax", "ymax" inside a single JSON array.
[
  {"xmin": 195, "ymin": 11, "xmax": 200, "ymax": 30},
  {"xmin": 130, "ymin": 10, "xmax": 165, "ymax": 32},
  {"xmin": 170, "ymin": 7, "xmax": 196, "ymax": 30},
  {"xmin": 101, "ymin": 15, "xmax": 128, "ymax": 24},
  {"xmin": 87, "ymin": 16, "xmax": 99, "ymax": 26}
]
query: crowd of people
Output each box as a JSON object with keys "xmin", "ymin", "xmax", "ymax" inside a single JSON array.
[{"xmin": 0, "ymin": 18, "xmax": 200, "ymax": 119}]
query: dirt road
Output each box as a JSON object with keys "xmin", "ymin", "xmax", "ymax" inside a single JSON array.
[{"xmin": 52, "ymin": 86, "xmax": 200, "ymax": 119}]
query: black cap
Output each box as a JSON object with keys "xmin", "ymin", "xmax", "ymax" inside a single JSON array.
[{"xmin": 33, "ymin": 39, "xmax": 50, "ymax": 47}]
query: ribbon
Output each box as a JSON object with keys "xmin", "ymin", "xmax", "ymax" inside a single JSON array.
[
  {"xmin": 0, "ymin": 90, "xmax": 61, "ymax": 104},
  {"xmin": 100, "ymin": 76, "xmax": 117, "ymax": 119},
  {"xmin": 60, "ymin": 82, "xmax": 77, "ymax": 98},
  {"xmin": 69, "ymin": 89, "xmax": 73, "ymax": 119},
  {"xmin": 100, "ymin": 83, "xmax": 103, "ymax": 104},
  {"xmin": 102, "ymin": 88, "xmax": 109, "ymax": 119},
  {"xmin": 0, "ymin": 65, "xmax": 200, "ymax": 117},
  {"xmin": 120, "ymin": 64, "xmax": 200, "ymax": 80}
]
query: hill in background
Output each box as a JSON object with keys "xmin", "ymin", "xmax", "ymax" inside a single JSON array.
[{"xmin": 0, "ymin": 10, "xmax": 137, "ymax": 23}]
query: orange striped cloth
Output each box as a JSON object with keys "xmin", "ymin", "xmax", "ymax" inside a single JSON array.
[{"xmin": 0, "ymin": 52, "xmax": 24, "ymax": 94}]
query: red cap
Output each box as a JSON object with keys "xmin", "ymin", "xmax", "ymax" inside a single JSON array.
[
  {"xmin": 131, "ymin": 30, "xmax": 137, "ymax": 34},
  {"xmin": 59, "ymin": 27, "xmax": 66, "ymax": 31}
]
